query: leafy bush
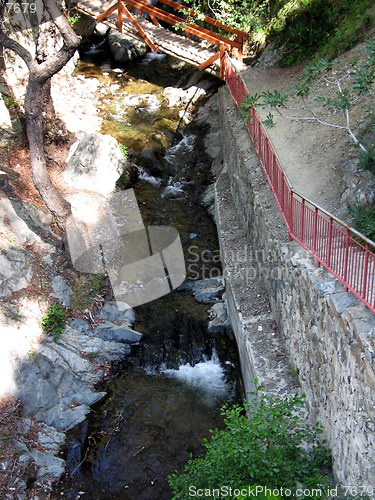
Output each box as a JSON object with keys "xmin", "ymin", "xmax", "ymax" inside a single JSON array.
[
  {"xmin": 41, "ymin": 303, "xmax": 68, "ymax": 340},
  {"xmin": 358, "ymin": 149, "xmax": 375, "ymax": 174},
  {"xmin": 349, "ymin": 205, "xmax": 375, "ymax": 242},
  {"xmin": 168, "ymin": 389, "xmax": 331, "ymax": 499}
]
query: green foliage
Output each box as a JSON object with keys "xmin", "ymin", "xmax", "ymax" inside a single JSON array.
[
  {"xmin": 273, "ymin": 0, "xmax": 339, "ymax": 66},
  {"xmin": 67, "ymin": 12, "xmax": 81, "ymax": 25},
  {"xmin": 349, "ymin": 204, "xmax": 375, "ymax": 242},
  {"xmin": 240, "ymin": 90, "xmax": 287, "ymax": 125},
  {"xmin": 119, "ymin": 143, "xmax": 128, "ymax": 161},
  {"xmin": 313, "ymin": 0, "xmax": 374, "ymax": 62},
  {"xmin": 1, "ymin": 94, "xmax": 16, "ymax": 109},
  {"xmin": 41, "ymin": 303, "xmax": 68, "ymax": 340},
  {"xmin": 203, "ymin": 0, "xmax": 372, "ymax": 65},
  {"xmin": 168, "ymin": 390, "xmax": 331, "ymax": 499},
  {"xmin": 358, "ymin": 148, "xmax": 375, "ymax": 174}
]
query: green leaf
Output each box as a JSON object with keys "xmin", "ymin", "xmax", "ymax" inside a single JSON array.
[{"xmin": 263, "ymin": 113, "xmax": 275, "ymax": 128}]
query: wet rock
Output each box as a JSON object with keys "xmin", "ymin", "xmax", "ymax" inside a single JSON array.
[
  {"xmin": 208, "ymin": 301, "xmax": 230, "ymax": 333},
  {"xmin": 95, "ymin": 322, "xmax": 143, "ymax": 344},
  {"xmin": 122, "ymin": 94, "xmax": 161, "ymax": 114},
  {"xmin": 98, "ymin": 301, "xmax": 135, "ymax": 325},
  {"xmin": 201, "ymin": 183, "xmax": 216, "ymax": 216},
  {"xmin": 64, "ymin": 133, "xmax": 126, "ymax": 196},
  {"xmin": 108, "ymin": 29, "xmax": 148, "ymax": 62},
  {"xmin": 163, "ymin": 86, "xmax": 205, "ymax": 107},
  {"xmin": 51, "ymin": 275, "xmax": 73, "ymax": 307},
  {"xmin": 191, "ymin": 277, "xmax": 225, "ymax": 303}
]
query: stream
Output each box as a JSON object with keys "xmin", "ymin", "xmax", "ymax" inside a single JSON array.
[{"xmin": 56, "ymin": 43, "xmax": 242, "ymax": 500}]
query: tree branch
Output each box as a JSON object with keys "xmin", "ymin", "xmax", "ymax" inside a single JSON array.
[
  {"xmin": 35, "ymin": 0, "xmax": 81, "ymax": 80},
  {"xmin": 0, "ymin": 26, "xmax": 36, "ymax": 71}
]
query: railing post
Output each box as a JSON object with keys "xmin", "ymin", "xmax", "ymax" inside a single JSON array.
[
  {"xmin": 362, "ymin": 243, "xmax": 369, "ymax": 299},
  {"xmin": 118, "ymin": 0, "xmax": 123, "ymax": 32},
  {"xmin": 273, "ymin": 154, "xmax": 278, "ymax": 198},
  {"xmin": 327, "ymin": 216, "xmax": 333, "ymax": 268},
  {"xmin": 343, "ymin": 227, "xmax": 350, "ymax": 287},
  {"xmin": 219, "ymin": 43, "xmax": 226, "ymax": 81},
  {"xmin": 313, "ymin": 206, "xmax": 318, "ymax": 254},
  {"xmin": 289, "ymin": 189, "xmax": 294, "ymax": 237},
  {"xmin": 301, "ymin": 198, "xmax": 305, "ymax": 243}
]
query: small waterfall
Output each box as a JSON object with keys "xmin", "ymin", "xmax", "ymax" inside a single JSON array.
[
  {"xmin": 162, "ymin": 351, "xmax": 232, "ymax": 404},
  {"xmin": 136, "ymin": 166, "xmax": 163, "ymax": 186},
  {"xmin": 163, "ymin": 131, "xmax": 197, "ymax": 171}
]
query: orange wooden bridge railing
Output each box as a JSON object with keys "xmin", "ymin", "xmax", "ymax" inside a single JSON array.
[{"xmin": 96, "ymin": 0, "xmax": 247, "ymax": 78}]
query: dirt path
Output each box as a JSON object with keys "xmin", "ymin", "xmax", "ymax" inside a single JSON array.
[{"xmin": 241, "ymin": 41, "xmax": 374, "ymax": 220}]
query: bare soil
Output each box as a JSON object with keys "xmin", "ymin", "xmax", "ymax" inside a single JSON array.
[{"xmin": 241, "ymin": 40, "xmax": 375, "ymax": 219}]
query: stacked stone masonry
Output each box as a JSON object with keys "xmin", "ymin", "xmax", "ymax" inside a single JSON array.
[{"xmin": 216, "ymin": 87, "xmax": 375, "ymax": 488}]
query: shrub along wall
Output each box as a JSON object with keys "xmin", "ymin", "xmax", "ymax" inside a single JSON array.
[{"xmin": 216, "ymin": 87, "xmax": 375, "ymax": 488}]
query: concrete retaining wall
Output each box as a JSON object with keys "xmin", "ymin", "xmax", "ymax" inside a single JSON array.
[{"xmin": 216, "ymin": 87, "xmax": 375, "ymax": 488}]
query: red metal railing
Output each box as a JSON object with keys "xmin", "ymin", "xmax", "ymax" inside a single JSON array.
[{"xmin": 224, "ymin": 54, "xmax": 375, "ymax": 313}]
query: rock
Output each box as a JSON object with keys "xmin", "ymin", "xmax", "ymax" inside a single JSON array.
[
  {"xmin": 122, "ymin": 94, "xmax": 161, "ymax": 114},
  {"xmin": 98, "ymin": 301, "xmax": 135, "ymax": 325},
  {"xmin": 39, "ymin": 403, "xmax": 91, "ymax": 431},
  {"xmin": 0, "ymin": 248, "xmax": 33, "ymax": 299},
  {"xmin": 38, "ymin": 343, "xmax": 99, "ymax": 384},
  {"xmin": 68, "ymin": 318, "xmax": 91, "ymax": 332},
  {"xmin": 208, "ymin": 301, "xmax": 230, "ymax": 333},
  {"xmin": 255, "ymin": 41, "xmax": 286, "ymax": 68},
  {"xmin": 94, "ymin": 22, "xmax": 110, "ymax": 37},
  {"xmin": 201, "ymin": 183, "xmax": 215, "ymax": 208},
  {"xmin": 0, "ymin": 196, "xmax": 57, "ymax": 252},
  {"xmin": 163, "ymin": 86, "xmax": 205, "ymax": 107},
  {"xmin": 30, "ymin": 449, "xmax": 65, "ymax": 478},
  {"xmin": 191, "ymin": 277, "xmax": 225, "ymax": 303},
  {"xmin": 13, "ymin": 440, "xmax": 29, "ymax": 453},
  {"xmin": 51, "ymin": 275, "xmax": 73, "ymax": 307},
  {"xmin": 16, "ymin": 352, "xmax": 103, "ymax": 417},
  {"xmin": 95, "ymin": 322, "xmax": 143, "ymax": 344},
  {"xmin": 37, "ymin": 424, "xmax": 65, "ymax": 454},
  {"xmin": 64, "ymin": 133, "xmax": 126, "ymax": 196},
  {"xmin": 108, "ymin": 30, "xmax": 148, "ymax": 62},
  {"xmin": 62, "ymin": 325, "xmax": 132, "ymax": 361}
]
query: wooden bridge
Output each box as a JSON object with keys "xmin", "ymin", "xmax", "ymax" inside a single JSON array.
[{"xmin": 76, "ymin": 0, "xmax": 247, "ymax": 78}]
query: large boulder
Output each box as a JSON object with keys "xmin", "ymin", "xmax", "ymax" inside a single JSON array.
[
  {"xmin": 0, "ymin": 248, "xmax": 33, "ymax": 299},
  {"xmin": 63, "ymin": 133, "xmax": 126, "ymax": 196},
  {"xmin": 108, "ymin": 29, "xmax": 148, "ymax": 62}
]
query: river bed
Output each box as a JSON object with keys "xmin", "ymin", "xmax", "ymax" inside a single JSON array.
[{"xmin": 55, "ymin": 49, "xmax": 242, "ymax": 499}]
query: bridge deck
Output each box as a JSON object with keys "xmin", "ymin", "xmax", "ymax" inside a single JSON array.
[{"xmin": 77, "ymin": 0, "xmax": 220, "ymax": 75}]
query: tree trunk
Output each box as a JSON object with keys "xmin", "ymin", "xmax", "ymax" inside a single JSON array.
[
  {"xmin": 40, "ymin": 78, "xmax": 69, "ymax": 143},
  {"xmin": 0, "ymin": 0, "xmax": 81, "ymax": 225},
  {"xmin": 25, "ymin": 75, "xmax": 71, "ymax": 222}
]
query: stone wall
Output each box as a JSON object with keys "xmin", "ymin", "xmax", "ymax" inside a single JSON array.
[{"xmin": 216, "ymin": 87, "xmax": 375, "ymax": 488}]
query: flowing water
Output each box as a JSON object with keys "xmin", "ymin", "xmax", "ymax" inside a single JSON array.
[{"xmin": 56, "ymin": 44, "xmax": 242, "ymax": 500}]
